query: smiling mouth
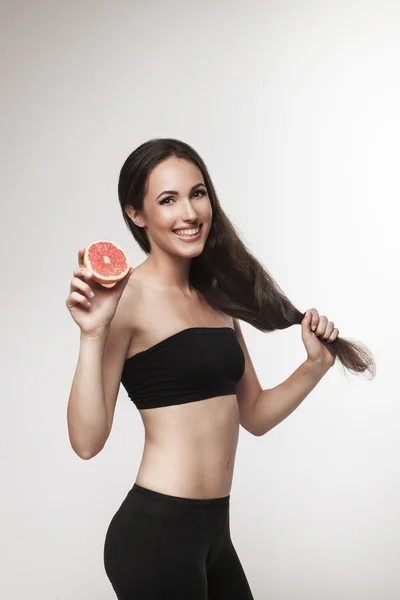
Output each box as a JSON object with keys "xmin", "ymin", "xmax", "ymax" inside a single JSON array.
[{"xmin": 172, "ymin": 224, "xmax": 203, "ymax": 237}]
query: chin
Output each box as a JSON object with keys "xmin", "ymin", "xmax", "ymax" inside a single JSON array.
[{"xmin": 173, "ymin": 245, "xmax": 205, "ymax": 258}]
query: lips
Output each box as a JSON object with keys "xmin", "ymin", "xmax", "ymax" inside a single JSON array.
[
  {"xmin": 172, "ymin": 223, "xmax": 203, "ymax": 241},
  {"xmin": 173, "ymin": 224, "xmax": 202, "ymax": 233}
]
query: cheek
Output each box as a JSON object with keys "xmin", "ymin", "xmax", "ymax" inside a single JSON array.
[
  {"xmin": 201, "ymin": 199, "xmax": 213, "ymax": 219},
  {"xmin": 151, "ymin": 211, "xmax": 176, "ymax": 230}
]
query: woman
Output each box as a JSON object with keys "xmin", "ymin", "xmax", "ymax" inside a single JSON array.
[{"xmin": 66, "ymin": 138, "xmax": 375, "ymax": 599}]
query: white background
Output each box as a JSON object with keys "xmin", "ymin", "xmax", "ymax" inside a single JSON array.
[{"xmin": 1, "ymin": 0, "xmax": 398, "ymax": 598}]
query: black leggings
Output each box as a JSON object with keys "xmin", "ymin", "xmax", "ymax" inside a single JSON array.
[{"xmin": 103, "ymin": 483, "xmax": 254, "ymax": 599}]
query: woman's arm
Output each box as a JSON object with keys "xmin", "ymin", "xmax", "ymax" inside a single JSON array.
[
  {"xmin": 250, "ymin": 359, "xmax": 330, "ymax": 436},
  {"xmin": 233, "ymin": 317, "xmax": 331, "ymax": 437},
  {"xmin": 67, "ymin": 309, "xmax": 132, "ymax": 458},
  {"xmin": 67, "ymin": 329, "xmax": 110, "ymax": 458}
]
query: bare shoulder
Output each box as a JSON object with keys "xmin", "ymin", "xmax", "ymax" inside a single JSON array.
[{"xmin": 117, "ymin": 265, "xmax": 147, "ymax": 334}]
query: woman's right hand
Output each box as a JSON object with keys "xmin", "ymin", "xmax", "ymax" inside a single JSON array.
[{"xmin": 65, "ymin": 248, "xmax": 134, "ymax": 336}]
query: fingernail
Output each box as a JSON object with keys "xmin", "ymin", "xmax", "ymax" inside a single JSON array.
[
  {"xmin": 312, "ymin": 325, "xmax": 316, "ymax": 331},
  {"xmin": 89, "ymin": 291, "xmax": 95, "ymax": 298},
  {"xmin": 86, "ymin": 271, "xmax": 93, "ymax": 277}
]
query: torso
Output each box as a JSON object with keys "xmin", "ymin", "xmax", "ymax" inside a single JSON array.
[{"xmin": 121, "ymin": 264, "xmax": 240, "ymax": 499}]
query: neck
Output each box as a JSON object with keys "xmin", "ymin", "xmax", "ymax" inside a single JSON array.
[{"xmin": 141, "ymin": 253, "xmax": 194, "ymax": 295}]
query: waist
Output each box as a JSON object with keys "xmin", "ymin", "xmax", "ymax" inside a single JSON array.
[
  {"xmin": 136, "ymin": 395, "xmax": 240, "ymax": 497},
  {"xmin": 136, "ymin": 439, "xmax": 237, "ymax": 498},
  {"xmin": 128, "ymin": 482, "xmax": 230, "ymax": 513}
]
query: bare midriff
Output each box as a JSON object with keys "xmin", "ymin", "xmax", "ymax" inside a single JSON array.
[{"xmin": 135, "ymin": 394, "xmax": 240, "ymax": 499}]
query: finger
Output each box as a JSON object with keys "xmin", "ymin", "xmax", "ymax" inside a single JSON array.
[
  {"xmin": 327, "ymin": 328, "xmax": 339, "ymax": 343},
  {"xmin": 72, "ymin": 267, "xmax": 102, "ymax": 292},
  {"xmin": 308, "ymin": 308, "xmax": 319, "ymax": 331},
  {"xmin": 70, "ymin": 276, "xmax": 95, "ymax": 299},
  {"xmin": 302, "ymin": 310, "xmax": 315, "ymax": 337},
  {"xmin": 66, "ymin": 291, "xmax": 92, "ymax": 309},
  {"xmin": 321, "ymin": 320, "xmax": 335, "ymax": 340},
  {"xmin": 78, "ymin": 248, "xmax": 86, "ymax": 268},
  {"xmin": 315, "ymin": 315, "xmax": 328, "ymax": 336},
  {"xmin": 73, "ymin": 266, "xmax": 94, "ymax": 280}
]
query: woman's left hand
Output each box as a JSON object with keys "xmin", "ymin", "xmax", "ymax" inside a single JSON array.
[{"xmin": 301, "ymin": 308, "xmax": 339, "ymax": 369}]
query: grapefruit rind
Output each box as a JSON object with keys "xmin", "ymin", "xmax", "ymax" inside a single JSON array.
[{"xmin": 83, "ymin": 240, "xmax": 130, "ymax": 284}]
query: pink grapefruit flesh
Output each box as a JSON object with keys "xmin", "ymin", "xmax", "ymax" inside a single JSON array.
[{"xmin": 83, "ymin": 240, "xmax": 130, "ymax": 284}]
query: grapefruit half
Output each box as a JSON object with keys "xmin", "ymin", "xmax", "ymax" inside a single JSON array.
[{"xmin": 83, "ymin": 240, "xmax": 130, "ymax": 285}]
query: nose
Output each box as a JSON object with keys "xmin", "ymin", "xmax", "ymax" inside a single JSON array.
[{"xmin": 180, "ymin": 199, "xmax": 198, "ymax": 222}]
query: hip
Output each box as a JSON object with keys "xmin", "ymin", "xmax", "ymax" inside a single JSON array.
[{"xmin": 103, "ymin": 483, "xmax": 231, "ymax": 598}]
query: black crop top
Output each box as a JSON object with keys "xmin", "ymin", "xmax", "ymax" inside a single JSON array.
[{"xmin": 120, "ymin": 327, "xmax": 245, "ymax": 410}]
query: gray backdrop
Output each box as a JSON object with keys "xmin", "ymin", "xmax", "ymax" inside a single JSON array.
[{"xmin": 1, "ymin": 0, "xmax": 396, "ymax": 598}]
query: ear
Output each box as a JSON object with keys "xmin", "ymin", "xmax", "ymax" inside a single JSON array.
[{"xmin": 125, "ymin": 205, "xmax": 146, "ymax": 228}]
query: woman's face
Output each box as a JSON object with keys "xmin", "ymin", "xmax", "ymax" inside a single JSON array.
[{"xmin": 135, "ymin": 157, "xmax": 213, "ymax": 256}]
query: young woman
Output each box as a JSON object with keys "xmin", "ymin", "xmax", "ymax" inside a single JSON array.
[{"xmin": 66, "ymin": 138, "xmax": 375, "ymax": 599}]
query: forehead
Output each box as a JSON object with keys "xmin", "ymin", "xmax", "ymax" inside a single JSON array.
[{"xmin": 146, "ymin": 158, "xmax": 204, "ymax": 196}]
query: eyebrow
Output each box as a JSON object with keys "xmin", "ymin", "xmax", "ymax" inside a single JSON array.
[{"xmin": 155, "ymin": 183, "xmax": 206, "ymax": 201}]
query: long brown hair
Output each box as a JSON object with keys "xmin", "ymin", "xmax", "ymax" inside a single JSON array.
[{"xmin": 118, "ymin": 138, "xmax": 376, "ymax": 380}]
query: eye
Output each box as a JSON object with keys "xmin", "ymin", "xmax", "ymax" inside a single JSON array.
[
  {"xmin": 159, "ymin": 197, "xmax": 174, "ymax": 206},
  {"xmin": 159, "ymin": 188, "xmax": 207, "ymax": 205}
]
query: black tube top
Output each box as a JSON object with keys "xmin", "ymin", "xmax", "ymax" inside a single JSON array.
[{"xmin": 120, "ymin": 327, "xmax": 245, "ymax": 410}]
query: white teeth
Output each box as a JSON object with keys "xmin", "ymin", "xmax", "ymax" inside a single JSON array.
[{"xmin": 173, "ymin": 226, "xmax": 200, "ymax": 237}]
